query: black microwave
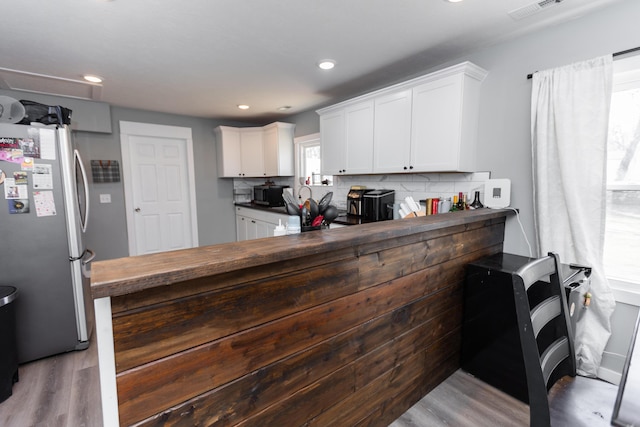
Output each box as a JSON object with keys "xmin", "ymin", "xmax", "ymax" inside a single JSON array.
[{"xmin": 253, "ymin": 185, "xmax": 287, "ymax": 207}]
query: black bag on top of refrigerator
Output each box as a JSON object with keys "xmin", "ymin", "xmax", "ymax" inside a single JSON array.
[{"xmin": 16, "ymin": 100, "xmax": 72, "ymax": 126}]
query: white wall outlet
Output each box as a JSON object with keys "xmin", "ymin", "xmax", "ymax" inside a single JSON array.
[{"xmin": 99, "ymin": 194, "xmax": 111, "ymax": 204}]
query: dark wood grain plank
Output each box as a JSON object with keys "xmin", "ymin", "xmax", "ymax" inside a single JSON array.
[
  {"xmin": 110, "ymin": 246, "xmax": 357, "ymax": 314},
  {"xmin": 112, "ymin": 258, "xmax": 360, "ymax": 372}
]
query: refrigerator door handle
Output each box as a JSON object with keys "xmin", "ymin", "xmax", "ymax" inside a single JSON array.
[
  {"xmin": 80, "ymin": 248, "xmax": 95, "ymax": 279},
  {"xmin": 74, "ymin": 149, "xmax": 90, "ymax": 233},
  {"xmin": 82, "ymin": 248, "xmax": 96, "ymax": 265},
  {"xmin": 69, "ymin": 248, "xmax": 95, "ymax": 263}
]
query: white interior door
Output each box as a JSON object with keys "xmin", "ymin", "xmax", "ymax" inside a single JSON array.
[{"xmin": 120, "ymin": 121, "xmax": 198, "ymax": 256}]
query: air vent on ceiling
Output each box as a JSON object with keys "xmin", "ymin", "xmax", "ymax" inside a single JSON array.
[
  {"xmin": 508, "ymin": 0, "xmax": 564, "ymax": 21},
  {"xmin": 0, "ymin": 67, "xmax": 102, "ymax": 101}
]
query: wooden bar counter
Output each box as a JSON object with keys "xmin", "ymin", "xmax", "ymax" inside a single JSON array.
[{"xmin": 91, "ymin": 208, "xmax": 512, "ymax": 427}]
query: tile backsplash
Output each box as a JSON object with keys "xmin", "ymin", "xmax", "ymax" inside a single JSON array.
[{"xmin": 233, "ymin": 171, "xmax": 491, "ymax": 210}]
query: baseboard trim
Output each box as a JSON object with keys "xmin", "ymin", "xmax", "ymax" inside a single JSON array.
[{"xmin": 598, "ymin": 364, "xmax": 622, "ymax": 385}]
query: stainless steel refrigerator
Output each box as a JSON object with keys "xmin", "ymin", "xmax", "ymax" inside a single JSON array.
[{"xmin": 0, "ymin": 122, "xmax": 94, "ymax": 363}]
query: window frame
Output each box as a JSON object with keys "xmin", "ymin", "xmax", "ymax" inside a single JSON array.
[
  {"xmin": 294, "ymin": 133, "xmax": 332, "ymax": 190},
  {"xmin": 605, "ymin": 56, "xmax": 640, "ymax": 306}
]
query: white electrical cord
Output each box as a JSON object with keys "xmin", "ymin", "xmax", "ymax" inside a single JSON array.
[
  {"xmin": 486, "ymin": 206, "xmax": 534, "ymax": 257},
  {"xmin": 505, "ymin": 207, "xmax": 533, "ymax": 258}
]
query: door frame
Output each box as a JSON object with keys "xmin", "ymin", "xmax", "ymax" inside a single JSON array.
[{"xmin": 119, "ymin": 121, "xmax": 199, "ymax": 255}]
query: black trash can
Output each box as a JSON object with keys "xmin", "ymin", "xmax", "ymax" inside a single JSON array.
[{"xmin": 0, "ymin": 286, "xmax": 19, "ymax": 403}]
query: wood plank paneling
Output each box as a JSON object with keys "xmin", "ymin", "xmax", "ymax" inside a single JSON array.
[
  {"xmin": 114, "ymin": 223, "xmax": 504, "ymax": 375},
  {"xmin": 136, "ymin": 275, "xmax": 464, "ymax": 427},
  {"xmin": 113, "ymin": 258, "xmax": 360, "ymax": 372},
  {"xmin": 117, "ymin": 270, "xmax": 439, "ymax": 425},
  {"xmin": 110, "ymin": 246, "xmax": 357, "ymax": 314},
  {"xmin": 91, "ymin": 210, "xmax": 510, "ymax": 426}
]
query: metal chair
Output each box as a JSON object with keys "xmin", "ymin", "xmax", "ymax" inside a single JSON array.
[{"xmin": 511, "ymin": 252, "xmax": 576, "ymax": 427}]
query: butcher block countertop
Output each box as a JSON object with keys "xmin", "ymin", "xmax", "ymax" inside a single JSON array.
[{"xmin": 90, "ymin": 208, "xmax": 512, "ymax": 299}]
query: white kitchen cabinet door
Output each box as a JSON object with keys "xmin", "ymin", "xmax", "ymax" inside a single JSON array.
[
  {"xmin": 344, "ymin": 101, "xmax": 374, "ymax": 174},
  {"xmin": 236, "ymin": 215, "xmax": 248, "ymax": 241},
  {"xmin": 255, "ymin": 220, "xmax": 272, "ymax": 239},
  {"xmin": 373, "ymin": 90, "xmax": 412, "ymax": 173},
  {"xmin": 235, "ymin": 206, "xmax": 290, "ymax": 241},
  {"xmin": 216, "ymin": 127, "xmax": 242, "ymax": 177},
  {"xmin": 240, "ymin": 128, "xmax": 265, "ymax": 177},
  {"xmin": 320, "ymin": 110, "xmax": 346, "ymax": 175},
  {"xmin": 263, "ymin": 122, "xmax": 295, "ymax": 177},
  {"xmin": 245, "ymin": 217, "xmax": 259, "ymax": 240},
  {"xmin": 411, "ymin": 74, "xmax": 465, "ymax": 172}
]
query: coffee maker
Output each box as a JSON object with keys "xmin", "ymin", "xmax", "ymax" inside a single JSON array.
[
  {"xmin": 347, "ymin": 187, "xmax": 372, "ymax": 216},
  {"xmin": 362, "ymin": 190, "xmax": 395, "ymax": 221}
]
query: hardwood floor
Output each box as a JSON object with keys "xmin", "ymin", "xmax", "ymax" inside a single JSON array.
[
  {"xmin": 0, "ymin": 337, "xmax": 102, "ymax": 427},
  {"xmin": 391, "ymin": 369, "xmax": 620, "ymax": 427},
  {"xmin": 0, "ymin": 341, "xmax": 622, "ymax": 427}
]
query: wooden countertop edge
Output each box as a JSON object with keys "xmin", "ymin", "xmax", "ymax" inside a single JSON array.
[{"xmin": 90, "ymin": 208, "xmax": 513, "ymax": 299}]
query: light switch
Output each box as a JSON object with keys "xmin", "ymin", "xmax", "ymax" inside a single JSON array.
[{"xmin": 99, "ymin": 194, "xmax": 111, "ymax": 204}]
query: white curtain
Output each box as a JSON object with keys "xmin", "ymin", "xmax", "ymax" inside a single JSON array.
[{"xmin": 531, "ymin": 55, "xmax": 616, "ymax": 377}]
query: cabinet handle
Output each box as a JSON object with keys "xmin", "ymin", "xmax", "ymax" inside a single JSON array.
[
  {"xmin": 409, "ymin": 165, "xmax": 414, "ymax": 170},
  {"xmin": 251, "ymin": 220, "xmax": 256, "ymax": 223},
  {"xmin": 403, "ymin": 166, "xmax": 408, "ymax": 170}
]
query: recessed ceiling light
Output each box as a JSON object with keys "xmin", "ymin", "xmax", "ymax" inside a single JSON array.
[
  {"xmin": 83, "ymin": 75, "xmax": 103, "ymax": 83},
  {"xmin": 446, "ymin": 0, "xmax": 463, "ymax": 2},
  {"xmin": 237, "ymin": 104, "xmax": 250, "ymax": 110},
  {"xmin": 318, "ymin": 60, "xmax": 336, "ymax": 70}
]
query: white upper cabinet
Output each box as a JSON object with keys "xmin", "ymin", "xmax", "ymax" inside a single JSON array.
[
  {"xmin": 216, "ymin": 122, "xmax": 295, "ymax": 178},
  {"xmin": 263, "ymin": 122, "xmax": 295, "ymax": 177},
  {"xmin": 345, "ymin": 101, "xmax": 375, "ymax": 174},
  {"xmin": 317, "ymin": 62, "xmax": 487, "ymax": 175},
  {"xmin": 240, "ymin": 127, "xmax": 265, "ymax": 177},
  {"xmin": 320, "ymin": 109, "xmax": 346, "ymax": 175},
  {"xmin": 320, "ymin": 100, "xmax": 374, "ymax": 175},
  {"xmin": 411, "ymin": 71, "xmax": 481, "ymax": 172},
  {"xmin": 373, "ymin": 90, "xmax": 412, "ymax": 173},
  {"xmin": 215, "ymin": 126, "xmax": 242, "ymax": 177}
]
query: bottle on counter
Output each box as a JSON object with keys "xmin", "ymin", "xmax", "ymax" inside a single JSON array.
[
  {"xmin": 457, "ymin": 192, "xmax": 465, "ymax": 211},
  {"xmin": 274, "ymin": 219, "xmax": 287, "ymax": 236},
  {"xmin": 469, "ymin": 191, "xmax": 484, "ymax": 210},
  {"xmin": 451, "ymin": 195, "xmax": 458, "ymax": 211}
]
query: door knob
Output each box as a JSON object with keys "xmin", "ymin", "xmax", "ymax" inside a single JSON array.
[{"xmin": 135, "ymin": 207, "xmax": 141, "ymax": 212}]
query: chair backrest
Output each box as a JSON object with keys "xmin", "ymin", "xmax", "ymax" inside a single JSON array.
[{"xmin": 511, "ymin": 252, "xmax": 576, "ymax": 427}]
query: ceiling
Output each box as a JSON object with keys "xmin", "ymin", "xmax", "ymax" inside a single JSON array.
[{"xmin": 0, "ymin": 0, "xmax": 623, "ymax": 124}]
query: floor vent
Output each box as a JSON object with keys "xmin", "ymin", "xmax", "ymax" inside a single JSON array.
[{"xmin": 508, "ymin": 0, "xmax": 564, "ymax": 21}]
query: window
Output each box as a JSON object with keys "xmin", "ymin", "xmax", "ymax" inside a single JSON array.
[
  {"xmin": 604, "ymin": 56, "xmax": 640, "ymax": 292},
  {"xmin": 295, "ymin": 134, "xmax": 332, "ymax": 186},
  {"xmin": 300, "ymin": 141, "xmax": 322, "ymax": 184}
]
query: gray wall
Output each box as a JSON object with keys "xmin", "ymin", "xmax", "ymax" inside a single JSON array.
[{"xmin": 76, "ymin": 107, "xmax": 251, "ymax": 261}]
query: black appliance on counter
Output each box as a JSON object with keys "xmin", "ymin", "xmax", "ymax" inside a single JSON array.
[
  {"xmin": 460, "ymin": 252, "xmax": 591, "ymax": 404},
  {"xmin": 253, "ymin": 185, "xmax": 288, "ymax": 207},
  {"xmin": 347, "ymin": 188, "xmax": 373, "ymax": 216},
  {"xmin": 362, "ymin": 190, "xmax": 395, "ymax": 222}
]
